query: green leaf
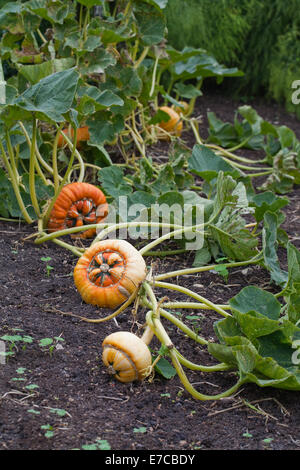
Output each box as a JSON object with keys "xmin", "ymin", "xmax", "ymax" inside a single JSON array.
[
  {"xmin": 188, "ymin": 144, "xmax": 240, "ymax": 183},
  {"xmin": 39, "ymin": 338, "xmax": 54, "ymax": 347},
  {"xmin": 76, "ymin": 0, "xmax": 103, "ymax": 7},
  {"xmin": 19, "ymin": 58, "xmax": 75, "ymax": 84},
  {"xmin": 134, "ymin": 3, "xmax": 165, "ymax": 46},
  {"xmin": 154, "ymin": 356, "xmax": 177, "ymax": 379},
  {"xmin": 133, "ymin": 427, "xmax": 147, "ymax": 433},
  {"xmin": 251, "ymin": 191, "xmax": 289, "ymax": 223},
  {"xmin": 98, "ymin": 166, "xmax": 132, "ymax": 199},
  {"xmin": 5, "ymin": 68, "xmax": 79, "ymax": 124},
  {"xmin": 173, "ymin": 82, "xmax": 203, "ymax": 99},
  {"xmin": 262, "ymin": 211, "xmax": 288, "ymax": 287},
  {"xmin": 229, "ymin": 286, "xmax": 282, "ymax": 320},
  {"xmin": 211, "ymin": 206, "xmax": 258, "ymax": 261}
]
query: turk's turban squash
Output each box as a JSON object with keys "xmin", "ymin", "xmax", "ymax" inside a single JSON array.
[
  {"xmin": 74, "ymin": 239, "xmax": 147, "ymax": 309},
  {"xmin": 47, "ymin": 182, "xmax": 108, "ymax": 239}
]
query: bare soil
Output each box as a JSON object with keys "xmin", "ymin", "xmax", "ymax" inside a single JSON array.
[{"xmin": 1, "ymin": 91, "xmax": 300, "ymax": 451}]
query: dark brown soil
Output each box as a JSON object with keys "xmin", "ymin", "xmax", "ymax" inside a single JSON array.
[{"xmin": 1, "ymin": 91, "xmax": 300, "ymax": 452}]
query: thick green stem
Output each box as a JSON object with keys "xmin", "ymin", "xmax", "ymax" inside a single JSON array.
[
  {"xmin": 169, "ymin": 350, "xmax": 244, "ymax": 401},
  {"xmin": 134, "ymin": 46, "xmax": 149, "ymax": 69},
  {"xmin": 154, "ymin": 253, "xmax": 262, "ymax": 281},
  {"xmin": 42, "ymin": 128, "xmax": 78, "ymax": 227},
  {"xmin": 56, "ymin": 127, "xmax": 85, "ymax": 182},
  {"xmin": 34, "ymin": 223, "xmax": 101, "ymax": 244},
  {"xmin": 162, "ymin": 301, "xmax": 231, "ymax": 311},
  {"xmin": 175, "ymin": 349, "xmax": 232, "ymax": 372},
  {"xmin": 0, "ymin": 141, "xmax": 33, "ymax": 224},
  {"xmin": 144, "ymin": 306, "xmax": 243, "ymax": 401},
  {"xmin": 52, "ymin": 123, "xmax": 64, "ymax": 193},
  {"xmin": 141, "ymin": 295, "xmax": 208, "ymax": 346},
  {"xmin": 93, "ymin": 221, "xmax": 187, "ymax": 245},
  {"xmin": 222, "ymin": 155, "xmax": 271, "ymax": 172},
  {"xmin": 149, "ymin": 55, "xmax": 159, "ymax": 97},
  {"xmin": 17, "ymin": 121, "xmax": 50, "ymax": 187},
  {"xmin": 0, "ymin": 58, "xmax": 5, "ymax": 104},
  {"xmin": 5, "ymin": 130, "xmax": 19, "ymax": 182},
  {"xmin": 153, "ymin": 280, "xmax": 231, "ymax": 318},
  {"xmin": 208, "ymin": 143, "xmax": 266, "ymax": 165},
  {"xmin": 139, "ymin": 223, "xmax": 205, "ymax": 256},
  {"xmin": 159, "ymin": 307, "xmax": 208, "ymax": 346},
  {"xmin": 29, "ymin": 117, "xmax": 41, "ymax": 218}
]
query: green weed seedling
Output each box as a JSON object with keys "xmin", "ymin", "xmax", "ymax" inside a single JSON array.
[
  {"xmin": 38, "ymin": 336, "xmax": 65, "ymax": 356},
  {"xmin": 41, "ymin": 257, "xmax": 54, "ymax": 277},
  {"xmin": 0, "ymin": 334, "xmax": 34, "ymax": 358},
  {"xmin": 81, "ymin": 439, "xmax": 111, "ymax": 450},
  {"xmin": 41, "ymin": 424, "xmax": 54, "ymax": 439}
]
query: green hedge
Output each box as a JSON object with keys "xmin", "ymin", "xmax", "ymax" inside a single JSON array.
[{"xmin": 165, "ymin": 0, "xmax": 300, "ymax": 116}]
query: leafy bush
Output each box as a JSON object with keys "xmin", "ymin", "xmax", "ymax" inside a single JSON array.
[
  {"xmin": 269, "ymin": 28, "xmax": 300, "ymax": 120},
  {"xmin": 165, "ymin": 0, "xmax": 300, "ymax": 114},
  {"xmin": 165, "ymin": 0, "xmax": 250, "ymax": 65}
]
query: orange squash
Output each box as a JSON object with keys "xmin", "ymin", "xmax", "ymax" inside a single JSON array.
[
  {"xmin": 47, "ymin": 182, "xmax": 108, "ymax": 239},
  {"xmin": 172, "ymin": 101, "xmax": 189, "ymax": 116},
  {"xmin": 73, "ymin": 239, "xmax": 147, "ymax": 309},
  {"xmin": 57, "ymin": 126, "xmax": 90, "ymax": 149},
  {"xmin": 158, "ymin": 106, "xmax": 183, "ymax": 137},
  {"xmin": 102, "ymin": 331, "xmax": 152, "ymax": 382}
]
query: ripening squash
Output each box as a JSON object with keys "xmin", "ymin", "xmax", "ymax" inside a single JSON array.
[
  {"xmin": 47, "ymin": 182, "xmax": 108, "ymax": 239},
  {"xmin": 172, "ymin": 101, "xmax": 189, "ymax": 116},
  {"xmin": 73, "ymin": 239, "xmax": 147, "ymax": 309},
  {"xmin": 158, "ymin": 106, "xmax": 183, "ymax": 137},
  {"xmin": 102, "ymin": 331, "xmax": 152, "ymax": 382},
  {"xmin": 57, "ymin": 126, "xmax": 90, "ymax": 149}
]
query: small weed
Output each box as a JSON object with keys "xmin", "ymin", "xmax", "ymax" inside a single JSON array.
[
  {"xmin": 39, "ymin": 336, "xmax": 65, "ymax": 356},
  {"xmin": 41, "ymin": 256, "xmax": 54, "ymax": 277},
  {"xmin": 41, "ymin": 424, "xmax": 54, "ymax": 439},
  {"xmin": 133, "ymin": 427, "xmax": 147, "ymax": 434},
  {"xmin": 0, "ymin": 334, "xmax": 34, "ymax": 358},
  {"xmin": 81, "ymin": 439, "xmax": 111, "ymax": 450}
]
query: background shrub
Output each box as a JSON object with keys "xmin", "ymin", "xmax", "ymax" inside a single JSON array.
[{"xmin": 165, "ymin": 0, "xmax": 300, "ymax": 116}]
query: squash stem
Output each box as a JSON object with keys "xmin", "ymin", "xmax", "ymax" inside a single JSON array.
[
  {"xmin": 142, "ymin": 293, "xmax": 208, "ymax": 346},
  {"xmin": 17, "ymin": 121, "xmax": 49, "ymax": 187},
  {"xmin": 154, "ymin": 252, "xmax": 263, "ymax": 281},
  {"xmin": 52, "ymin": 123, "xmax": 64, "ymax": 194},
  {"xmin": 153, "ymin": 280, "xmax": 231, "ymax": 318},
  {"xmin": 0, "ymin": 140, "xmax": 33, "ymax": 224},
  {"xmin": 133, "ymin": 46, "xmax": 149, "ymax": 69},
  {"xmin": 139, "ymin": 223, "xmax": 205, "ymax": 256},
  {"xmin": 162, "ymin": 301, "xmax": 231, "ymax": 310},
  {"xmin": 175, "ymin": 350, "xmax": 232, "ymax": 373},
  {"xmin": 144, "ymin": 305, "xmax": 242, "ymax": 401},
  {"xmin": 149, "ymin": 55, "xmax": 159, "ymax": 97},
  {"xmin": 42, "ymin": 128, "xmax": 78, "ymax": 227},
  {"xmin": 56, "ymin": 126, "xmax": 85, "ymax": 182},
  {"xmin": 169, "ymin": 350, "xmax": 244, "ymax": 401},
  {"xmin": 5, "ymin": 129, "xmax": 20, "ymax": 183}
]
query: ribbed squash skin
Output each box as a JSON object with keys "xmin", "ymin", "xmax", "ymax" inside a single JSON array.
[
  {"xmin": 73, "ymin": 239, "xmax": 147, "ymax": 309},
  {"xmin": 47, "ymin": 182, "xmax": 108, "ymax": 239},
  {"xmin": 102, "ymin": 331, "xmax": 152, "ymax": 382}
]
